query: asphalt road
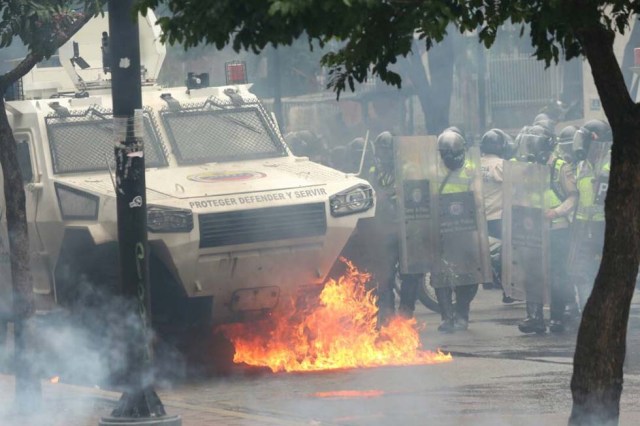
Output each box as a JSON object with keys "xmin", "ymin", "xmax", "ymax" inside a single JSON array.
[
  {"xmin": 149, "ymin": 287, "xmax": 640, "ymax": 425},
  {"xmin": 3, "ymin": 287, "xmax": 640, "ymax": 425}
]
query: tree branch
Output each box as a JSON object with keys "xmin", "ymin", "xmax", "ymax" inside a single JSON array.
[{"xmin": 0, "ymin": 11, "xmax": 95, "ymax": 91}]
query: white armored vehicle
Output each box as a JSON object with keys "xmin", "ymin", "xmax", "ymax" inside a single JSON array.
[{"xmin": 0, "ymin": 13, "xmax": 374, "ymax": 331}]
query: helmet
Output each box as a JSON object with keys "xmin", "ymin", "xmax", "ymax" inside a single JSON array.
[
  {"xmin": 444, "ymin": 126, "xmax": 471, "ymax": 148},
  {"xmin": 583, "ymin": 119, "xmax": 612, "ymax": 141},
  {"xmin": 533, "ymin": 113, "xmax": 556, "ymax": 136},
  {"xmin": 438, "ymin": 130, "xmax": 466, "ymax": 170},
  {"xmin": 480, "ymin": 129, "xmax": 508, "ymax": 157},
  {"xmin": 285, "ymin": 130, "xmax": 324, "ymax": 158},
  {"xmin": 374, "ymin": 131, "xmax": 393, "ymax": 150},
  {"xmin": 285, "ymin": 132, "xmax": 310, "ymax": 157},
  {"xmin": 556, "ymin": 125, "xmax": 578, "ymax": 164},
  {"xmin": 444, "ymin": 126, "xmax": 464, "ymax": 137},
  {"xmin": 347, "ymin": 137, "xmax": 365, "ymax": 157},
  {"xmin": 521, "ymin": 125, "xmax": 556, "ymax": 164},
  {"xmin": 329, "ymin": 145, "xmax": 348, "ymax": 172},
  {"xmin": 501, "ymin": 130, "xmax": 518, "ymax": 160},
  {"xmin": 573, "ymin": 120, "xmax": 611, "ymax": 162},
  {"xmin": 558, "ymin": 125, "xmax": 578, "ymax": 143},
  {"xmin": 374, "ymin": 131, "xmax": 394, "ymax": 162}
]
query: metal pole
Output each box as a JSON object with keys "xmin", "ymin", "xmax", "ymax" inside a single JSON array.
[
  {"xmin": 100, "ymin": 1, "xmax": 179, "ymax": 424},
  {"xmin": 269, "ymin": 47, "xmax": 285, "ymax": 132}
]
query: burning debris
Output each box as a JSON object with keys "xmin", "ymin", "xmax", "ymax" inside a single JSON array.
[{"xmin": 219, "ymin": 259, "xmax": 452, "ymax": 372}]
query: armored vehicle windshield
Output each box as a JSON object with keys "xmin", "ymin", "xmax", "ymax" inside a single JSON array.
[
  {"xmin": 46, "ymin": 109, "xmax": 167, "ymax": 174},
  {"xmin": 159, "ymin": 104, "xmax": 287, "ymax": 165}
]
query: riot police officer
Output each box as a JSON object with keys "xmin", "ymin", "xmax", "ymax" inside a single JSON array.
[
  {"xmin": 434, "ymin": 130, "xmax": 482, "ymax": 332},
  {"xmin": 480, "ymin": 129, "xmax": 509, "ymax": 239},
  {"xmin": 346, "ymin": 137, "xmax": 375, "ymax": 178},
  {"xmin": 360, "ymin": 132, "xmax": 423, "ymax": 322},
  {"xmin": 285, "ymin": 131, "xmax": 310, "ymax": 157},
  {"xmin": 571, "ymin": 119, "xmax": 611, "ymax": 310},
  {"xmin": 329, "ymin": 145, "xmax": 349, "ymax": 172},
  {"xmin": 480, "ymin": 129, "xmax": 514, "ymax": 299},
  {"xmin": 284, "ymin": 130, "xmax": 330, "ymax": 165},
  {"xmin": 517, "ymin": 125, "xmax": 578, "ymax": 333},
  {"xmin": 555, "ymin": 125, "xmax": 578, "ymax": 166}
]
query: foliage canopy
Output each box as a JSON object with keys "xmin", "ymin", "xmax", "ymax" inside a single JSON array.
[
  {"xmin": 136, "ymin": 0, "xmax": 640, "ymax": 94},
  {"xmin": 0, "ymin": 1, "xmax": 103, "ymax": 59}
]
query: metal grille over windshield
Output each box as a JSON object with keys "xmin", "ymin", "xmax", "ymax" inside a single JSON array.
[
  {"xmin": 160, "ymin": 107, "xmax": 286, "ymax": 165},
  {"xmin": 46, "ymin": 109, "xmax": 167, "ymax": 174}
]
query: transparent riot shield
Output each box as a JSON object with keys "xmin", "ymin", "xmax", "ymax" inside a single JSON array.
[
  {"xmin": 501, "ymin": 161, "xmax": 550, "ymax": 303},
  {"xmin": 394, "ymin": 136, "xmax": 439, "ymax": 274},
  {"xmin": 568, "ymin": 141, "xmax": 611, "ymax": 286},
  {"xmin": 431, "ymin": 147, "xmax": 492, "ymax": 288}
]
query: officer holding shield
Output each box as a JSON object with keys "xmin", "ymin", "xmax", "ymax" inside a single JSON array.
[
  {"xmin": 516, "ymin": 125, "xmax": 578, "ymax": 333},
  {"xmin": 363, "ymin": 132, "xmax": 424, "ymax": 322},
  {"xmin": 434, "ymin": 130, "xmax": 490, "ymax": 332},
  {"xmin": 570, "ymin": 120, "xmax": 611, "ymax": 310}
]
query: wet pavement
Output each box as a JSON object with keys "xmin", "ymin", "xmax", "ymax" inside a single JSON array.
[{"xmin": 2, "ymin": 287, "xmax": 640, "ymax": 425}]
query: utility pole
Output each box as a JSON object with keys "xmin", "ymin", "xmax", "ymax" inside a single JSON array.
[
  {"xmin": 99, "ymin": 1, "xmax": 180, "ymax": 425},
  {"xmin": 268, "ymin": 47, "xmax": 285, "ymax": 132}
]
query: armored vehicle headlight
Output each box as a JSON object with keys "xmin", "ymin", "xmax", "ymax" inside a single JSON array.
[
  {"xmin": 147, "ymin": 205, "xmax": 193, "ymax": 233},
  {"xmin": 330, "ymin": 185, "xmax": 374, "ymax": 217}
]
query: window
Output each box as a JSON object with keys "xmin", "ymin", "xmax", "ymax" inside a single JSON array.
[
  {"xmin": 46, "ymin": 110, "xmax": 167, "ymax": 174},
  {"xmin": 160, "ymin": 106, "xmax": 287, "ymax": 165},
  {"xmin": 15, "ymin": 139, "xmax": 33, "ymax": 183}
]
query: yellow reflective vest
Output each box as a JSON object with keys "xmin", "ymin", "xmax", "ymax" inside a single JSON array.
[{"xmin": 576, "ymin": 159, "xmax": 609, "ymax": 222}]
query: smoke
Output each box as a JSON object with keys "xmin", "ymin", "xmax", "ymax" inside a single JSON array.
[{"xmin": 0, "ymin": 272, "xmax": 192, "ymax": 422}]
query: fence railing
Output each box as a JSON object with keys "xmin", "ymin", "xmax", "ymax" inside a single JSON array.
[{"xmin": 487, "ymin": 54, "xmax": 563, "ymax": 108}]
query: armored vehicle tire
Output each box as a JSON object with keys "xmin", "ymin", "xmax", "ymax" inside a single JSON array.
[
  {"xmin": 394, "ymin": 268, "xmax": 453, "ymax": 314},
  {"xmin": 416, "ymin": 273, "xmax": 443, "ymax": 314}
]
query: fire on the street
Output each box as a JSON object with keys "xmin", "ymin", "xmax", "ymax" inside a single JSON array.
[{"xmin": 220, "ymin": 259, "xmax": 452, "ymax": 373}]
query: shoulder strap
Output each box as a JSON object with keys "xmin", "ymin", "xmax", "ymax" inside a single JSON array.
[{"xmin": 438, "ymin": 170, "xmax": 454, "ymax": 194}]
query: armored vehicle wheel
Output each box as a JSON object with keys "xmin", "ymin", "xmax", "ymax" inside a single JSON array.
[
  {"xmin": 416, "ymin": 273, "xmax": 444, "ymax": 314},
  {"xmin": 394, "ymin": 266, "xmax": 454, "ymax": 314}
]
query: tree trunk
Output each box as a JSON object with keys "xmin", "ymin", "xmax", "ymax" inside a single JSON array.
[
  {"xmin": 0, "ymin": 9, "xmax": 95, "ymax": 413},
  {"xmin": 426, "ymin": 33, "xmax": 454, "ymax": 135},
  {"xmin": 0, "ymin": 96, "xmax": 41, "ymax": 411},
  {"xmin": 569, "ymin": 27, "xmax": 640, "ymax": 425}
]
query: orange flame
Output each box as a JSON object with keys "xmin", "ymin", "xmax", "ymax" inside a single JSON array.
[
  {"xmin": 219, "ymin": 258, "xmax": 452, "ymax": 372},
  {"xmin": 50, "ymin": 376, "xmax": 60, "ymax": 384}
]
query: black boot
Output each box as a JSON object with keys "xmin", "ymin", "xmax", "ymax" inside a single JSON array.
[
  {"xmin": 435, "ymin": 287, "xmax": 455, "ymax": 333},
  {"xmin": 518, "ymin": 302, "xmax": 546, "ymax": 334},
  {"xmin": 398, "ymin": 274, "xmax": 420, "ymax": 319},
  {"xmin": 376, "ymin": 283, "xmax": 396, "ymax": 327},
  {"xmin": 549, "ymin": 319, "xmax": 565, "ymax": 333},
  {"xmin": 454, "ymin": 285, "xmax": 477, "ymax": 331}
]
